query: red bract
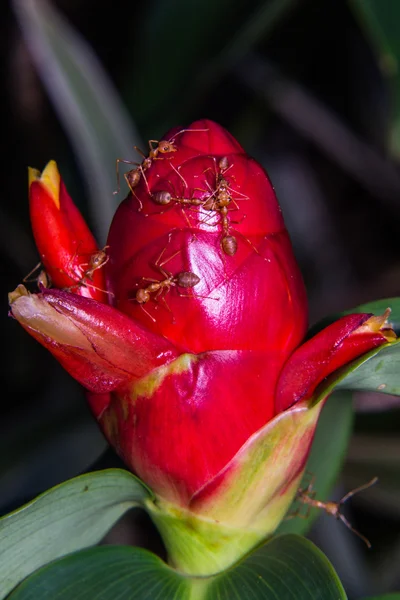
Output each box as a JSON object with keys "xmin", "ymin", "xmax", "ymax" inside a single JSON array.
[
  {"xmin": 28, "ymin": 161, "xmax": 107, "ymax": 302},
  {"xmin": 9, "ymin": 120, "xmax": 395, "ymax": 573}
]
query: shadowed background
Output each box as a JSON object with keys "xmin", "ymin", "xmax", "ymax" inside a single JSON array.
[{"xmin": 1, "ymin": 1, "xmax": 400, "ymax": 597}]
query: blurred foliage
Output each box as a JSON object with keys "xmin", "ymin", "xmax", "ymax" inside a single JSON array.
[
  {"xmin": 2, "ymin": 0, "xmax": 400, "ymax": 598},
  {"xmin": 351, "ymin": 0, "xmax": 400, "ymax": 157}
]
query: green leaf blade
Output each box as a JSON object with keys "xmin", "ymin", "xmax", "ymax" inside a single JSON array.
[
  {"xmin": 0, "ymin": 469, "xmax": 151, "ymax": 599},
  {"xmin": 8, "ymin": 546, "xmax": 191, "ymax": 600},
  {"xmin": 206, "ymin": 534, "xmax": 347, "ymax": 599},
  {"xmin": 7, "ymin": 535, "xmax": 346, "ymax": 600}
]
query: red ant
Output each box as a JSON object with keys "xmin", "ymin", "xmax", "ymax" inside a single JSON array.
[
  {"xmin": 64, "ymin": 246, "xmax": 110, "ymax": 296},
  {"xmin": 114, "ymin": 128, "xmax": 209, "ymax": 208},
  {"xmin": 152, "ymin": 190, "xmax": 205, "ymax": 208},
  {"xmin": 133, "ymin": 245, "xmax": 201, "ymax": 323},
  {"xmin": 199, "ymin": 165, "xmax": 251, "ymax": 256},
  {"xmin": 114, "ymin": 140, "xmax": 177, "ymax": 209},
  {"xmin": 203, "ymin": 176, "xmax": 239, "ymax": 256},
  {"xmin": 295, "ymin": 476, "xmax": 378, "ymax": 548}
]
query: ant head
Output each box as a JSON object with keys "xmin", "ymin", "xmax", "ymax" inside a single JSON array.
[{"xmin": 158, "ymin": 140, "xmax": 177, "ymax": 154}]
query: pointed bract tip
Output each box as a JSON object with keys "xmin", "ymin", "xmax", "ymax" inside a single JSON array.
[
  {"xmin": 8, "ymin": 284, "xmax": 30, "ymax": 305},
  {"xmin": 28, "ymin": 160, "xmax": 60, "ymax": 209},
  {"xmin": 359, "ymin": 308, "xmax": 396, "ymax": 342}
]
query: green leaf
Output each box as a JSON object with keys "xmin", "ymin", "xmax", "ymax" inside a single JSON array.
[
  {"xmin": 346, "ymin": 298, "xmax": 400, "ymax": 332},
  {"xmin": 204, "ymin": 534, "xmax": 347, "ymax": 600},
  {"xmin": 307, "ymin": 301, "xmax": 400, "ymax": 400},
  {"xmin": 308, "ymin": 297, "xmax": 400, "ymax": 338},
  {"xmin": 12, "ymin": 0, "xmax": 142, "ymax": 242},
  {"xmin": 277, "ymin": 391, "xmax": 354, "ymax": 535},
  {"xmin": 350, "ymin": 0, "xmax": 400, "ymax": 156},
  {"xmin": 0, "ymin": 469, "xmax": 151, "ymax": 599},
  {"xmin": 313, "ymin": 341, "xmax": 400, "ymax": 399},
  {"xmin": 8, "ymin": 535, "xmax": 347, "ymax": 600}
]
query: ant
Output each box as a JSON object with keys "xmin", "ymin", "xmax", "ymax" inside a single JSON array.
[
  {"xmin": 23, "ymin": 262, "xmax": 51, "ymax": 290},
  {"xmin": 152, "ymin": 190, "xmax": 205, "ymax": 208},
  {"xmin": 295, "ymin": 475, "xmax": 378, "ymax": 548},
  {"xmin": 204, "ymin": 176, "xmax": 239, "ymax": 256},
  {"xmin": 200, "ymin": 169, "xmax": 246, "ymax": 256},
  {"xmin": 150, "ymin": 157, "xmax": 242, "ymax": 256},
  {"xmin": 148, "ymin": 163, "xmax": 208, "ymax": 222},
  {"xmin": 114, "ymin": 128, "xmax": 209, "ymax": 207},
  {"xmin": 114, "ymin": 139, "xmax": 177, "ymax": 208},
  {"xmin": 134, "ymin": 245, "xmax": 201, "ymax": 323},
  {"xmin": 64, "ymin": 246, "xmax": 110, "ymax": 296}
]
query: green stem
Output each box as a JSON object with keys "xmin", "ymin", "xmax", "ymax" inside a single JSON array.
[{"xmin": 145, "ymin": 497, "xmax": 262, "ymax": 577}]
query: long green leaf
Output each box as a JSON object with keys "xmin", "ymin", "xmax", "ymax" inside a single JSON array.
[
  {"xmin": 318, "ymin": 342, "xmax": 400, "ymax": 398},
  {"xmin": 8, "ymin": 534, "xmax": 347, "ymax": 600},
  {"xmin": 0, "ymin": 469, "xmax": 151, "ymax": 599},
  {"xmin": 12, "ymin": 0, "xmax": 142, "ymax": 242}
]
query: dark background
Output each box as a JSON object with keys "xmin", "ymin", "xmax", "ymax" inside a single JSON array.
[{"xmin": 2, "ymin": 0, "xmax": 400, "ymax": 597}]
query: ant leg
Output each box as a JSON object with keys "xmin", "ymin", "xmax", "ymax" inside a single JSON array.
[
  {"xmin": 133, "ymin": 145, "xmax": 147, "ymax": 160},
  {"xmin": 23, "ymin": 262, "xmax": 42, "ymax": 283},
  {"xmin": 139, "ymin": 304, "xmax": 157, "ymax": 323},
  {"xmin": 114, "ymin": 159, "xmax": 140, "ymax": 195},
  {"xmin": 337, "ymin": 513, "xmax": 372, "ymax": 548},
  {"xmin": 175, "ymin": 285, "xmax": 220, "ymax": 302},
  {"xmin": 153, "ymin": 287, "xmax": 175, "ymax": 323},
  {"xmin": 170, "ymin": 163, "xmax": 189, "ymax": 192},
  {"xmin": 340, "ymin": 477, "xmax": 378, "ymax": 504}
]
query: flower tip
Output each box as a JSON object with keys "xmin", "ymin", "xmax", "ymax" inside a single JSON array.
[
  {"xmin": 28, "ymin": 167, "xmax": 41, "ymax": 187},
  {"xmin": 361, "ymin": 308, "xmax": 396, "ymax": 342},
  {"xmin": 8, "ymin": 284, "xmax": 30, "ymax": 305},
  {"xmin": 28, "ymin": 160, "xmax": 60, "ymax": 209}
]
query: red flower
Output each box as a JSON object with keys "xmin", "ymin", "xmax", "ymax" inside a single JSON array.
[{"xmin": 9, "ymin": 120, "xmax": 394, "ymax": 574}]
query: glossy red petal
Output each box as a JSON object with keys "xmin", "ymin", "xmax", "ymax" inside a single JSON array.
[
  {"xmin": 29, "ymin": 161, "xmax": 107, "ymax": 302},
  {"xmin": 108, "ymin": 227, "xmax": 306, "ymax": 356},
  {"xmin": 162, "ymin": 119, "xmax": 245, "ymax": 155},
  {"xmin": 107, "ymin": 122, "xmax": 307, "ymax": 357},
  {"xmin": 9, "ymin": 287, "xmax": 178, "ymax": 397},
  {"xmin": 275, "ymin": 313, "xmax": 393, "ymax": 413},
  {"xmin": 99, "ymin": 350, "xmax": 278, "ymax": 505}
]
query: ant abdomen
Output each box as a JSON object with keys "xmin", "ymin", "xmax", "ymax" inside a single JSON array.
[
  {"xmin": 221, "ymin": 235, "xmax": 238, "ymax": 256},
  {"xmin": 176, "ymin": 272, "xmax": 200, "ymax": 288},
  {"xmin": 153, "ymin": 191, "xmax": 172, "ymax": 205}
]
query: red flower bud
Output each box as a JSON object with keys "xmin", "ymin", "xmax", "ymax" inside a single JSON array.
[
  {"xmin": 107, "ymin": 119, "xmax": 307, "ymax": 355},
  {"xmin": 9, "ymin": 120, "xmax": 395, "ymax": 573}
]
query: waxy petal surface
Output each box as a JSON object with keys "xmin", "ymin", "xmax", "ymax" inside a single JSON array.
[
  {"xmin": 10, "ymin": 287, "xmax": 178, "ymax": 395},
  {"xmin": 98, "ymin": 350, "xmax": 279, "ymax": 505},
  {"xmin": 275, "ymin": 312, "xmax": 393, "ymax": 413},
  {"xmin": 107, "ymin": 120, "xmax": 307, "ymax": 355},
  {"xmin": 190, "ymin": 400, "xmax": 324, "ymax": 529},
  {"xmin": 29, "ymin": 161, "xmax": 107, "ymax": 301}
]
